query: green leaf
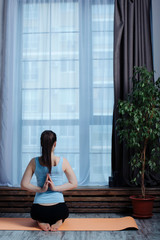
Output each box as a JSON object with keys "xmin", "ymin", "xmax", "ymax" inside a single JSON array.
[{"xmin": 116, "ymin": 66, "xmax": 160, "ymax": 189}]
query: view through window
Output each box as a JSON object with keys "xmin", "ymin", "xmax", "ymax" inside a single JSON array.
[{"xmin": 20, "ymin": 0, "xmax": 114, "ymax": 185}]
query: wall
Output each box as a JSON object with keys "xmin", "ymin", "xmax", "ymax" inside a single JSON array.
[{"xmin": 152, "ymin": 0, "xmax": 160, "ymax": 80}]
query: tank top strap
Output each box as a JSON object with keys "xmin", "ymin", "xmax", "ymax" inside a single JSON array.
[{"xmin": 35, "ymin": 157, "xmax": 41, "ymax": 169}]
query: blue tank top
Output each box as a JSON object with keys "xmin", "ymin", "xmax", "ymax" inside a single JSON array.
[{"xmin": 33, "ymin": 157, "xmax": 65, "ymax": 204}]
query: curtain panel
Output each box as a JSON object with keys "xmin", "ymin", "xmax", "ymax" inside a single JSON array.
[
  {"xmin": 0, "ymin": 0, "xmax": 19, "ymax": 186},
  {"xmin": 111, "ymin": 0, "xmax": 155, "ymax": 186}
]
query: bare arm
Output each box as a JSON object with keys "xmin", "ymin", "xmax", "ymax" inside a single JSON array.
[
  {"xmin": 48, "ymin": 158, "xmax": 78, "ymax": 192},
  {"xmin": 21, "ymin": 158, "xmax": 48, "ymax": 193}
]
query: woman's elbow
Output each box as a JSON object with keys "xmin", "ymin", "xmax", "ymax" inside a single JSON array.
[
  {"xmin": 20, "ymin": 183, "xmax": 25, "ymax": 190},
  {"xmin": 73, "ymin": 180, "xmax": 78, "ymax": 189},
  {"xmin": 21, "ymin": 181, "xmax": 27, "ymax": 190}
]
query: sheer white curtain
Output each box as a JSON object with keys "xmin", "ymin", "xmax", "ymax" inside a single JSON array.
[
  {"xmin": 0, "ymin": 0, "xmax": 20, "ymax": 186},
  {"xmin": 0, "ymin": 0, "xmax": 114, "ymax": 187}
]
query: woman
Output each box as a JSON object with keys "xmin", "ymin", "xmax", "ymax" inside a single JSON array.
[{"xmin": 21, "ymin": 130, "xmax": 77, "ymax": 231}]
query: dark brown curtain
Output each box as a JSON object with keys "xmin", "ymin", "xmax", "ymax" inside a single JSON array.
[{"xmin": 111, "ymin": 0, "xmax": 154, "ymax": 186}]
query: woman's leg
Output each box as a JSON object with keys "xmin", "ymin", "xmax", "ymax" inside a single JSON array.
[
  {"xmin": 30, "ymin": 204, "xmax": 51, "ymax": 231},
  {"xmin": 50, "ymin": 220, "xmax": 62, "ymax": 232},
  {"xmin": 30, "ymin": 203, "xmax": 69, "ymax": 231},
  {"xmin": 37, "ymin": 222, "xmax": 51, "ymax": 231},
  {"xmin": 50, "ymin": 203, "xmax": 69, "ymax": 231}
]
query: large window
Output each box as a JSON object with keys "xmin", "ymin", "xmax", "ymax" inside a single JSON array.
[{"xmin": 20, "ymin": 0, "xmax": 114, "ymax": 185}]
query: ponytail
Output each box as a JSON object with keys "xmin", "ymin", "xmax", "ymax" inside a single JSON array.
[{"xmin": 40, "ymin": 130, "xmax": 57, "ymax": 173}]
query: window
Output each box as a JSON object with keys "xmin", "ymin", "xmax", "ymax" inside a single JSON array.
[{"xmin": 20, "ymin": 0, "xmax": 114, "ymax": 185}]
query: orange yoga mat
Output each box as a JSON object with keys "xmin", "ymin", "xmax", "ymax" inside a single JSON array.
[{"xmin": 0, "ymin": 217, "xmax": 138, "ymax": 231}]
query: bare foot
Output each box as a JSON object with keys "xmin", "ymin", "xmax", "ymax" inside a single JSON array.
[
  {"xmin": 37, "ymin": 221, "xmax": 51, "ymax": 231},
  {"xmin": 50, "ymin": 220, "xmax": 63, "ymax": 232}
]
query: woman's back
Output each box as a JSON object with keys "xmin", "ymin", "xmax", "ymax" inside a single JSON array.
[{"xmin": 34, "ymin": 157, "xmax": 64, "ymax": 204}]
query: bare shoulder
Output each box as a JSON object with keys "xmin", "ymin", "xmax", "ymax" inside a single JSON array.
[
  {"xmin": 62, "ymin": 157, "xmax": 71, "ymax": 171},
  {"xmin": 62, "ymin": 157, "xmax": 77, "ymax": 186},
  {"xmin": 28, "ymin": 158, "xmax": 36, "ymax": 172},
  {"xmin": 21, "ymin": 158, "xmax": 36, "ymax": 182},
  {"xmin": 30, "ymin": 158, "xmax": 36, "ymax": 165}
]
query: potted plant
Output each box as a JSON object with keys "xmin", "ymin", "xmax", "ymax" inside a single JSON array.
[{"xmin": 116, "ymin": 66, "xmax": 160, "ymax": 218}]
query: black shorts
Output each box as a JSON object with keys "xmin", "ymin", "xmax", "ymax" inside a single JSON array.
[{"xmin": 30, "ymin": 202, "xmax": 69, "ymax": 225}]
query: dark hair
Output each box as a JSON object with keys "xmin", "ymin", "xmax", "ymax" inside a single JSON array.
[{"xmin": 40, "ymin": 130, "xmax": 57, "ymax": 174}]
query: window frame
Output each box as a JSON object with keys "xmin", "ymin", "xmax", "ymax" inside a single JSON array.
[{"xmin": 19, "ymin": 0, "xmax": 114, "ymax": 185}]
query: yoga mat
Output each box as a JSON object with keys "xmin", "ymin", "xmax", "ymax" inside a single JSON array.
[{"xmin": 0, "ymin": 217, "xmax": 138, "ymax": 231}]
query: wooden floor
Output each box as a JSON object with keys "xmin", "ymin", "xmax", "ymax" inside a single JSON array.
[{"xmin": 0, "ymin": 212, "xmax": 160, "ymax": 240}]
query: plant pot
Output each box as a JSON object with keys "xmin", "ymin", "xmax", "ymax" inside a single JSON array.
[{"xmin": 129, "ymin": 195, "xmax": 155, "ymax": 218}]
